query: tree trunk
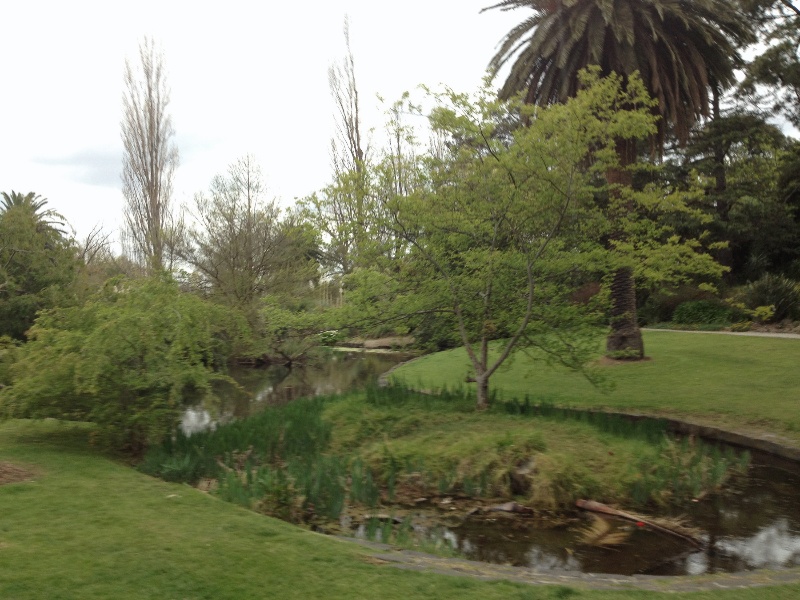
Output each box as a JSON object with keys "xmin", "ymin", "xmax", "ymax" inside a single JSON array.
[
  {"xmin": 710, "ymin": 84, "xmax": 734, "ymax": 281},
  {"xmin": 475, "ymin": 375, "xmax": 490, "ymax": 410},
  {"xmin": 606, "ymin": 266, "xmax": 644, "ymax": 358},
  {"xmin": 605, "ymin": 137, "xmax": 645, "ymax": 359}
]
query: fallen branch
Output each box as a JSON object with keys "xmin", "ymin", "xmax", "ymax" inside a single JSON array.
[{"xmin": 576, "ymin": 499, "xmax": 704, "ymax": 548}]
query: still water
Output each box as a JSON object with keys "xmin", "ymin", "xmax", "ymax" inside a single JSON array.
[
  {"xmin": 357, "ymin": 451, "xmax": 800, "ymax": 576},
  {"xmin": 181, "ymin": 349, "xmax": 409, "ymax": 434}
]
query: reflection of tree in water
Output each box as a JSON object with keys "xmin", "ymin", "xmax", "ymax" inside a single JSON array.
[
  {"xmin": 659, "ymin": 457, "xmax": 800, "ymax": 574},
  {"xmin": 199, "ymin": 352, "xmax": 410, "ymax": 424}
]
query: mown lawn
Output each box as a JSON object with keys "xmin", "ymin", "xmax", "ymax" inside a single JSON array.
[{"xmin": 391, "ymin": 331, "xmax": 800, "ymax": 444}]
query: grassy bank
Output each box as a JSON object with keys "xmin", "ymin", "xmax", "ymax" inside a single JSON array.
[
  {"xmin": 1, "ymin": 419, "xmax": 799, "ymax": 598},
  {"xmin": 140, "ymin": 385, "xmax": 749, "ymax": 520},
  {"xmin": 391, "ymin": 331, "xmax": 800, "ymax": 444},
  {"xmin": 0, "ymin": 419, "xmax": 559, "ymax": 600}
]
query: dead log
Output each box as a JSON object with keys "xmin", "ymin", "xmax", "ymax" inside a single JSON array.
[{"xmin": 576, "ymin": 499, "xmax": 704, "ymax": 548}]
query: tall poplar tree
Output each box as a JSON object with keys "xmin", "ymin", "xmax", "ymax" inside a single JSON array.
[{"xmin": 120, "ymin": 37, "xmax": 180, "ymax": 273}]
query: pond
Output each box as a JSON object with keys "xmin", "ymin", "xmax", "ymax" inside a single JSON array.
[
  {"xmin": 180, "ymin": 349, "xmax": 411, "ymax": 435},
  {"xmin": 183, "ymin": 350, "xmax": 800, "ymax": 576},
  {"xmin": 352, "ymin": 448, "xmax": 800, "ymax": 576}
]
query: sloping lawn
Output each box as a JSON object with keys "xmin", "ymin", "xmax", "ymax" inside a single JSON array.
[{"xmin": 391, "ymin": 331, "xmax": 800, "ymax": 444}]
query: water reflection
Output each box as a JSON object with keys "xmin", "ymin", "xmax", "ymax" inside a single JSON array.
[
  {"xmin": 717, "ymin": 519, "xmax": 800, "ymax": 568},
  {"xmin": 182, "ymin": 350, "xmax": 410, "ymax": 434},
  {"xmin": 362, "ymin": 452, "xmax": 800, "ymax": 576}
]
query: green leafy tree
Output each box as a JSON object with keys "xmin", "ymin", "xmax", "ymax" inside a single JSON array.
[
  {"xmin": 675, "ymin": 114, "xmax": 800, "ymax": 280},
  {"xmin": 484, "ymin": 0, "xmax": 754, "ymax": 357},
  {"xmin": 178, "ymin": 157, "xmax": 320, "ymax": 331},
  {"xmin": 0, "ymin": 193, "xmax": 77, "ymax": 339},
  {"xmin": 358, "ymin": 73, "xmax": 666, "ymax": 408},
  {"xmin": 741, "ymin": 0, "xmax": 800, "ymax": 127},
  {"xmin": 1, "ymin": 277, "xmax": 247, "ymax": 454}
]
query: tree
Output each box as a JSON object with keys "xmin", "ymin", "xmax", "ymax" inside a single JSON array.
[
  {"xmin": 359, "ymin": 74, "xmax": 664, "ymax": 408},
  {"xmin": 1, "ymin": 190, "xmax": 66, "ymax": 234},
  {"xmin": 741, "ymin": 0, "xmax": 800, "ymax": 128},
  {"xmin": 1, "ymin": 276, "xmax": 246, "ymax": 454},
  {"xmin": 675, "ymin": 113, "xmax": 799, "ymax": 281},
  {"xmin": 0, "ymin": 193, "xmax": 77, "ymax": 339},
  {"xmin": 179, "ymin": 157, "xmax": 320, "ymax": 332},
  {"xmin": 484, "ymin": 0, "xmax": 754, "ymax": 357},
  {"xmin": 121, "ymin": 37, "xmax": 180, "ymax": 273},
  {"xmin": 300, "ymin": 18, "xmax": 380, "ymax": 286}
]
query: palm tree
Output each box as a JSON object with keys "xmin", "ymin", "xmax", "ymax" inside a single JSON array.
[
  {"xmin": 1, "ymin": 191, "xmax": 66, "ymax": 234},
  {"xmin": 485, "ymin": 0, "xmax": 754, "ymax": 357}
]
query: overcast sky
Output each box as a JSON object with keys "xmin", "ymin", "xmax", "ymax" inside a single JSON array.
[{"xmin": 1, "ymin": 1, "xmax": 522, "ymax": 244}]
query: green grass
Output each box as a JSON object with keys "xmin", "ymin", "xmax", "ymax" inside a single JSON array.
[
  {"xmin": 140, "ymin": 384, "xmax": 750, "ymax": 519},
  {"xmin": 2, "ymin": 419, "xmax": 799, "ymax": 599},
  {"xmin": 391, "ymin": 330, "xmax": 800, "ymax": 444}
]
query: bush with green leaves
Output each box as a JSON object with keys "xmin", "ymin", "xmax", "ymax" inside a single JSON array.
[
  {"xmin": 0, "ymin": 276, "xmax": 248, "ymax": 454},
  {"xmin": 0, "ymin": 336, "xmax": 18, "ymax": 387},
  {"xmin": 743, "ymin": 274, "xmax": 800, "ymax": 322},
  {"xmin": 672, "ymin": 300, "xmax": 731, "ymax": 325}
]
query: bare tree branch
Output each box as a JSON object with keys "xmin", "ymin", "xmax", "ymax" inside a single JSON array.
[{"xmin": 120, "ymin": 37, "xmax": 180, "ymax": 273}]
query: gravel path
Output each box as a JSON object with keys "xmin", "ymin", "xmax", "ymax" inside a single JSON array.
[{"xmin": 643, "ymin": 328, "xmax": 800, "ymax": 339}]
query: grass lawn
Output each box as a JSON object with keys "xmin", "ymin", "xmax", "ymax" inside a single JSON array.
[
  {"xmin": 391, "ymin": 331, "xmax": 800, "ymax": 445},
  {"xmin": 2, "ymin": 418, "xmax": 800, "ymax": 599}
]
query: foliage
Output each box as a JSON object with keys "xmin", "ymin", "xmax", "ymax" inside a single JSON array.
[
  {"xmin": 178, "ymin": 156, "xmax": 321, "ymax": 335},
  {"xmin": 485, "ymin": 0, "xmax": 754, "ymax": 144},
  {"xmin": 0, "ymin": 193, "xmax": 78, "ymax": 339},
  {"xmin": 629, "ymin": 438, "xmax": 749, "ymax": 506},
  {"xmin": 672, "ymin": 300, "xmax": 731, "ymax": 325},
  {"xmin": 346, "ymin": 71, "xmax": 726, "ymax": 405},
  {"xmin": 0, "ymin": 335, "xmax": 18, "ymax": 386},
  {"xmin": 0, "ymin": 276, "xmax": 247, "ymax": 454},
  {"xmin": 740, "ymin": 0, "xmax": 800, "ymax": 128},
  {"xmin": 0, "ymin": 190, "xmax": 67, "ymax": 234},
  {"xmin": 638, "ymin": 285, "xmax": 714, "ymax": 324},
  {"xmin": 673, "ymin": 113, "xmax": 800, "ymax": 282},
  {"xmin": 742, "ymin": 274, "xmax": 800, "ymax": 322},
  {"xmin": 144, "ymin": 384, "xmax": 748, "ymax": 520}
]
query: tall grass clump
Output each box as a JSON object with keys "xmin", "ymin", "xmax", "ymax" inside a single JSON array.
[
  {"xmin": 140, "ymin": 394, "xmax": 333, "ymax": 483},
  {"xmin": 500, "ymin": 397, "xmax": 669, "ymax": 444},
  {"xmin": 365, "ymin": 382, "xmax": 475, "ymax": 411},
  {"xmin": 628, "ymin": 439, "xmax": 750, "ymax": 507}
]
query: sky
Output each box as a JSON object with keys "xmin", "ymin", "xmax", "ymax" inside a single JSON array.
[{"xmin": 1, "ymin": 1, "xmax": 522, "ymax": 245}]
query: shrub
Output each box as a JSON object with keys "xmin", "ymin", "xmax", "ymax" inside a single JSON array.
[
  {"xmin": 638, "ymin": 285, "xmax": 714, "ymax": 325},
  {"xmin": 743, "ymin": 274, "xmax": 800, "ymax": 322},
  {"xmin": 1, "ymin": 276, "xmax": 248, "ymax": 455},
  {"xmin": 672, "ymin": 300, "xmax": 730, "ymax": 325}
]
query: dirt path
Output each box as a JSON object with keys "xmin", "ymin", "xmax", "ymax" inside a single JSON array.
[{"xmin": 643, "ymin": 328, "xmax": 800, "ymax": 339}]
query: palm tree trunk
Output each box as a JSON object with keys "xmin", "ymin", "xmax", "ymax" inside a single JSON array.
[
  {"xmin": 605, "ymin": 137, "xmax": 644, "ymax": 359},
  {"xmin": 606, "ymin": 266, "xmax": 644, "ymax": 358}
]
